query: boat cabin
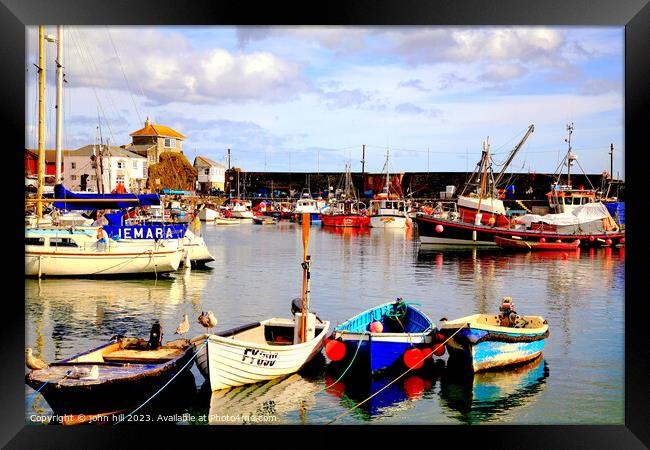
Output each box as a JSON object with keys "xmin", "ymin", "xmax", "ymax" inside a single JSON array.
[{"xmin": 547, "ymin": 184, "xmax": 596, "ymax": 213}]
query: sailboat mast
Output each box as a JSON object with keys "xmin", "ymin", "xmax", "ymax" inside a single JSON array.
[
  {"xmin": 37, "ymin": 26, "xmax": 46, "ymax": 219},
  {"xmin": 55, "ymin": 26, "xmax": 64, "ymax": 184},
  {"xmin": 566, "ymin": 123, "xmax": 573, "ymax": 186},
  {"xmin": 493, "ymin": 124, "xmax": 534, "ymax": 188}
]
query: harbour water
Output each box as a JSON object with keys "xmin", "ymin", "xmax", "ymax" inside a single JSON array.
[{"xmin": 25, "ymin": 221, "xmax": 624, "ymax": 425}]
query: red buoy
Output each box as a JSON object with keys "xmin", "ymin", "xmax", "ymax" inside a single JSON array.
[
  {"xmin": 589, "ymin": 236, "xmax": 595, "ymax": 242},
  {"xmin": 421, "ymin": 347, "xmax": 433, "ymax": 360},
  {"xmin": 325, "ymin": 340, "xmax": 346, "ymax": 362},
  {"xmin": 620, "ymin": 237, "xmax": 625, "ymax": 244},
  {"xmin": 574, "ymin": 239, "xmax": 581, "ymax": 245},
  {"xmin": 404, "ymin": 376, "xmax": 425, "ymax": 399},
  {"xmin": 403, "ymin": 348, "xmax": 425, "ymax": 369},
  {"xmin": 540, "ymin": 238, "xmax": 546, "ymax": 243},
  {"xmin": 369, "ymin": 321, "xmax": 383, "ymax": 333},
  {"xmin": 605, "ymin": 239, "xmax": 612, "ymax": 246},
  {"xmin": 432, "ymin": 343, "xmax": 446, "ymax": 356},
  {"xmin": 435, "ymin": 225, "xmax": 444, "ymax": 233},
  {"xmin": 562, "ymin": 252, "xmax": 569, "ymax": 260},
  {"xmin": 435, "ymin": 333, "xmax": 445, "ymax": 342},
  {"xmin": 556, "ymin": 239, "xmax": 562, "ymax": 243}
]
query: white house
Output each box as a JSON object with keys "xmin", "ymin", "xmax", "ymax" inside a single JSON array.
[
  {"xmin": 62, "ymin": 145, "xmax": 148, "ymax": 193},
  {"xmin": 194, "ymin": 156, "xmax": 226, "ymax": 192}
]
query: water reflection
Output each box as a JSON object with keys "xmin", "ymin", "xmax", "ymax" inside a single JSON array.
[
  {"xmin": 439, "ymin": 357, "xmax": 549, "ymax": 424},
  {"xmin": 322, "ymin": 369, "xmax": 436, "ymax": 422},
  {"xmin": 208, "ymin": 374, "xmax": 322, "ymax": 424}
]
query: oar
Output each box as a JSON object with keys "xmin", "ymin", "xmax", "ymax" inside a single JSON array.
[{"xmin": 301, "ymin": 212, "xmax": 310, "ymax": 342}]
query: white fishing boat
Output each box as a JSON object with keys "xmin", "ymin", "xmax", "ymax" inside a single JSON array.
[
  {"xmin": 368, "ymin": 150, "xmax": 410, "ymax": 228},
  {"xmin": 228, "ymin": 199, "xmax": 254, "ymax": 220},
  {"xmin": 25, "ymin": 227, "xmax": 183, "ymax": 277},
  {"xmin": 192, "ymin": 213, "xmax": 330, "ymax": 391}
]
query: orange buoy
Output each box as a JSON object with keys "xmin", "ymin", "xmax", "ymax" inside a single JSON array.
[
  {"xmin": 403, "ymin": 348, "xmax": 425, "ymax": 369},
  {"xmin": 325, "ymin": 339, "xmax": 346, "ymax": 361},
  {"xmin": 435, "ymin": 225, "xmax": 444, "ymax": 233},
  {"xmin": 488, "ymin": 217, "xmax": 495, "ymax": 225},
  {"xmin": 369, "ymin": 321, "xmax": 383, "ymax": 333}
]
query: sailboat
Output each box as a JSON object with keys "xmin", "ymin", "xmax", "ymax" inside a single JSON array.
[
  {"xmin": 368, "ymin": 149, "xmax": 410, "ymax": 228},
  {"xmin": 320, "ymin": 164, "xmax": 370, "ymax": 228},
  {"xmin": 25, "ymin": 26, "xmax": 185, "ymax": 277},
  {"xmin": 192, "ymin": 213, "xmax": 330, "ymax": 391}
]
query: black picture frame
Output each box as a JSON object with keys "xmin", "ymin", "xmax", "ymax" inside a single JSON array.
[{"xmin": 2, "ymin": 0, "xmax": 648, "ymax": 448}]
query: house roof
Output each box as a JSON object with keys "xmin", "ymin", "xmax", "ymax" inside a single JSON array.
[
  {"xmin": 194, "ymin": 156, "xmax": 225, "ymax": 168},
  {"xmin": 123, "ymin": 144, "xmax": 156, "ymax": 155},
  {"xmin": 25, "ymin": 149, "xmax": 74, "ymax": 162},
  {"xmin": 64, "ymin": 145, "xmax": 146, "ymax": 159},
  {"xmin": 130, "ymin": 117, "xmax": 186, "ymax": 140}
]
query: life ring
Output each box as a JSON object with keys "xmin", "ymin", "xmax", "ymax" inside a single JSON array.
[{"xmin": 97, "ymin": 227, "xmax": 105, "ymax": 240}]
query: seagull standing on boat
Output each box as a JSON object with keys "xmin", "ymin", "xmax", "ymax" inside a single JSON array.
[
  {"xmin": 175, "ymin": 314, "xmax": 190, "ymax": 335},
  {"xmin": 198, "ymin": 311, "xmax": 218, "ymax": 334},
  {"xmin": 66, "ymin": 365, "xmax": 99, "ymax": 380},
  {"xmin": 25, "ymin": 348, "xmax": 49, "ymax": 370}
]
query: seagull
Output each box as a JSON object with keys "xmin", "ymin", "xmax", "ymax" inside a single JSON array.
[
  {"xmin": 25, "ymin": 348, "xmax": 49, "ymax": 370},
  {"xmin": 198, "ymin": 311, "xmax": 218, "ymax": 334},
  {"xmin": 66, "ymin": 365, "xmax": 99, "ymax": 380},
  {"xmin": 175, "ymin": 314, "xmax": 190, "ymax": 335}
]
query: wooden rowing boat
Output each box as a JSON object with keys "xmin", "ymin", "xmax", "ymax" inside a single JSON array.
[
  {"xmin": 192, "ymin": 317, "xmax": 330, "ymax": 391},
  {"xmin": 439, "ymin": 313, "xmax": 549, "ymax": 372},
  {"xmin": 194, "ymin": 212, "xmax": 330, "ymax": 391},
  {"xmin": 25, "ymin": 335, "xmax": 195, "ymax": 416},
  {"xmin": 327, "ymin": 299, "xmax": 446, "ymax": 374},
  {"xmin": 214, "ymin": 217, "xmax": 241, "ymax": 225},
  {"xmin": 494, "ymin": 235, "xmax": 580, "ymax": 251}
]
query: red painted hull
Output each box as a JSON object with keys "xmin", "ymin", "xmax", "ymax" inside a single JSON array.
[
  {"xmin": 321, "ymin": 213, "xmax": 370, "ymax": 227},
  {"xmin": 494, "ymin": 236, "xmax": 580, "ymax": 251}
]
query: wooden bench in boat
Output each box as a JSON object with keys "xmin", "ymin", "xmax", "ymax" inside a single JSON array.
[{"xmin": 103, "ymin": 347, "xmax": 186, "ymax": 363}]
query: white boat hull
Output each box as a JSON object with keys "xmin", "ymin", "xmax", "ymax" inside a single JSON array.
[
  {"xmin": 25, "ymin": 241, "xmax": 183, "ymax": 276},
  {"xmin": 369, "ymin": 215, "xmax": 407, "ymax": 228},
  {"xmin": 199, "ymin": 208, "xmax": 219, "ymax": 221},
  {"xmin": 194, "ymin": 318, "xmax": 330, "ymax": 391},
  {"xmin": 230, "ymin": 211, "xmax": 254, "ymax": 219}
]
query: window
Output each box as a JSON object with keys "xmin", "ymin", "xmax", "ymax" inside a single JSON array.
[
  {"xmin": 49, "ymin": 237, "xmax": 79, "ymax": 247},
  {"xmin": 25, "ymin": 237, "xmax": 45, "ymax": 246},
  {"xmin": 132, "ymin": 160, "xmax": 138, "ymax": 169},
  {"xmin": 116, "ymin": 175, "xmax": 125, "ymax": 184},
  {"xmin": 71, "ymin": 162, "xmax": 76, "ymax": 169},
  {"xmin": 149, "ymin": 154, "xmax": 156, "ymax": 162},
  {"xmin": 204, "ymin": 168, "xmax": 210, "ymax": 175},
  {"xmin": 164, "ymin": 138, "xmax": 176, "ymax": 148},
  {"xmin": 117, "ymin": 160, "xmax": 125, "ymax": 169},
  {"xmin": 70, "ymin": 175, "xmax": 77, "ymax": 181}
]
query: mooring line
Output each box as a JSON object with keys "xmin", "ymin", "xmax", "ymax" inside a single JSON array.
[
  {"xmin": 322, "ymin": 334, "xmax": 365, "ymax": 391},
  {"xmin": 326, "ymin": 324, "xmax": 466, "ymax": 425},
  {"xmin": 113, "ymin": 339, "xmax": 207, "ymax": 425}
]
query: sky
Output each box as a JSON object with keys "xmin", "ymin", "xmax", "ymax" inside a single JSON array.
[{"xmin": 25, "ymin": 26, "xmax": 624, "ymax": 178}]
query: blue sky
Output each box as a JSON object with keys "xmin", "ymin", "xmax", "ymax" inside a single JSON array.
[{"xmin": 26, "ymin": 26, "xmax": 624, "ymax": 178}]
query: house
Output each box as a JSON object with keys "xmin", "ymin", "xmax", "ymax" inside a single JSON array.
[
  {"xmin": 194, "ymin": 156, "xmax": 226, "ymax": 193},
  {"xmin": 62, "ymin": 145, "xmax": 147, "ymax": 193},
  {"xmin": 25, "ymin": 149, "xmax": 66, "ymax": 177},
  {"xmin": 123, "ymin": 116, "xmax": 187, "ymax": 165}
]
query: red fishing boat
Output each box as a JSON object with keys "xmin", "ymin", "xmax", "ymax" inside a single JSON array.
[
  {"xmin": 494, "ymin": 236, "xmax": 580, "ymax": 251},
  {"xmin": 321, "ymin": 164, "xmax": 370, "ymax": 228}
]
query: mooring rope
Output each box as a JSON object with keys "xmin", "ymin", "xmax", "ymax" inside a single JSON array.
[
  {"xmin": 26, "ymin": 371, "xmax": 72, "ymax": 406},
  {"xmin": 322, "ymin": 335, "xmax": 364, "ymax": 391},
  {"xmin": 326, "ymin": 324, "xmax": 467, "ymax": 425},
  {"xmin": 113, "ymin": 339, "xmax": 207, "ymax": 426}
]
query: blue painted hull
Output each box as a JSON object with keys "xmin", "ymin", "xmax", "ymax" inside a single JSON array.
[
  {"xmin": 103, "ymin": 224, "xmax": 187, "ymax": 240},
  {"xmin": 331, "ymin": 301, "xmax": 435, "ymax": 373},
  {"xmin": 445, "ymin": 327, "xmax": 547, "ymax": 372},
  {"xmin": 297, "ymin": 213, "xmax": 322, "ymax": 223}
]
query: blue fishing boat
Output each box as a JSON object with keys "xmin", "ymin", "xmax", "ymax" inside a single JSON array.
[
  {"xmin": 439, "ymin": 297, "xmax": 549, "ymax": 372},
  {"xmin": 326, "ymin": 299, "xmax": 444, "ymax": 373}
]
